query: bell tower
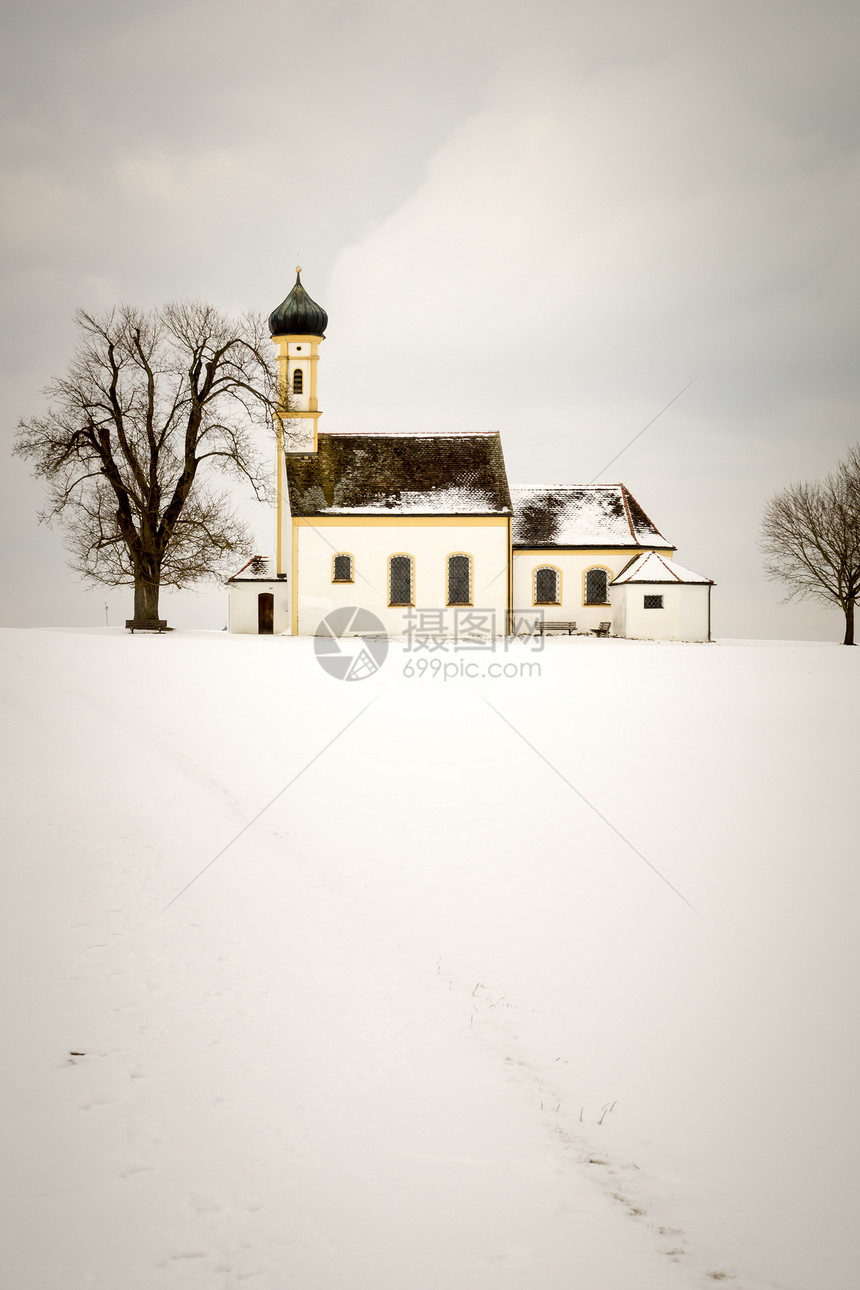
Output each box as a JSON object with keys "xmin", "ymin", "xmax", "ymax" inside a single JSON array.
[
  {"xmin": 268, "ymin": 269, "xmax": 328, "ymax": 575},
  {"xmin": 268, "ymin": 267, "xmax": 327, "ymax": 454}
]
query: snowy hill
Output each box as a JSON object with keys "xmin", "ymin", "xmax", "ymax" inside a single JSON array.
[{"xmin": 1, "ymin": 628, "xmax": 857, "ymax": 1290}]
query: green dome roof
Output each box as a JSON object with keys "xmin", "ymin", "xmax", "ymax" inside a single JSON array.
[{"xmin": 268, "ymin": 269, "xmax": 328, "ymax": 337}]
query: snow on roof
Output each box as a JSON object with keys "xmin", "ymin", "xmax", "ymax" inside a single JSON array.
[
  {"xmin": 325, "ymin": 428, "xmax": 501, "ymax": 439},
  {"xmin": 511, "ymin": 485, "xmax": 672, "ymax": 549},
  {"xmin": 611, "ymin": 551, "xmax": 714, "ymax": 585},
  {"xmin": 320, "ymin": 487, "xmax": 505, "ymax": 515},
  {"xmin": 226, "ymin": 555, "xmax": 279, "ymax": 582},
  {"xmin": 287, "ymin": 433, "xmax": 512, "ymax": 517}
]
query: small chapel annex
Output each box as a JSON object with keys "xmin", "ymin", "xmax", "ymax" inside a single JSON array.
[{"xmin": 227, "ymin": 272, "xmax": 714, "ymax": 642}]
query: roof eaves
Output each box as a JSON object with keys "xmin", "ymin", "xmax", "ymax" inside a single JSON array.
[
  {"xmin": 512, "ymin": 541, "xmax": 676, "ymax": 551},
  {"xmin": 660, "ymin": 556, "xmax": 684, "ymax": 583},
  {"xmin": 300, "ymin": 510, "xmax": 511, "ymax": 519},
  {"xmin": 621, "ymin": 484, "xmax": 669, "ymax": 545},
  {"xmin": 226, "ymin": 555, "xmax": 257, "ymax": 582},
  {"xmin": 619, "ymin": 485, "xmax": 638, "ymax": 542},
  {"xmin": 613, "ymin": 553, "xmax": 641, "ymax": 579}
]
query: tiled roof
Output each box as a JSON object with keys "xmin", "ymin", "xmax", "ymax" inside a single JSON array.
[
  {"xmin": 611, "ymin": 551, "xmax": 713, "ymax": 585},
  {"xmin": 226, "ymin": 555, "xmax": 278, "ymax": 582},
  {"xmin": 511, "ymin": 485, "xmax": 672, "ymax": 548},
  {"xmin": 286, "ymin": 432, "xmax": 512, "ymax": 517}
]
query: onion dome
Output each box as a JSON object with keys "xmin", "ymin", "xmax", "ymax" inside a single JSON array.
[{"xmin": 268, "ymin": 267, "xmax": 328, "ymax": 337}]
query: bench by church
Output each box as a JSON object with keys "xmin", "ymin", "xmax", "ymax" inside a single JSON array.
[{"xmin": 536, "ymin": 620, "xmax": 577, "ymax": 635}]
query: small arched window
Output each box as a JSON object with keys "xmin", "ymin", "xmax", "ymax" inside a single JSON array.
[
  {"xmin": 447, "ymin": 554, "xmax": 472, "ymax": 606},
  {"xmin": 292, "ymin": 368, "xmax": 303, "ymax": 394},
  {"xmin": 332, "ymin": 553, "xmax": 353, "ymax": 583},
  {"xmin": 388, "ymin": 555, "xmax": 414, "ymax": 606},
  {"xmin": 585, "ymin": 568, "xmax": 609, "ymax": 605},
  {"xmin": 534, "ymin": 566, "xmax": 561, "ymax": 605}
]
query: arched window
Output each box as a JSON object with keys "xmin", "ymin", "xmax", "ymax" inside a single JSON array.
[
  {"xmin": 388, "ymin": 554, "xmax": 414, "ymax": 606},
  {"xmin": 584, "ymin": 567, "xmax": 609, "ymax": 605},
  {"xmin": 332, "ymin": 553, "xmax": 353, "ymax": 583},
  {"xmin": 447, "ymin": 554, "xmax": 472, "ymax": 606},
  {"xmin": 292, "ymin": 368, "xmax": 303, "ymax": 394},
  {"xmin": 534, "ymin": 566, "xmax": 561, "ymax": 605}
]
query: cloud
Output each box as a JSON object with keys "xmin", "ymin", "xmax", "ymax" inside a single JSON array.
[
  {"xmin": 328, "ymin": 51, "xmax": 859, "ymax": 411},
  {"xmin": 318, "ymin": 18, "xmax": 860, "ymax": 640},
  {"xmin": 2, "ymin": 0, "xmax": 858, "ymax": 635}
]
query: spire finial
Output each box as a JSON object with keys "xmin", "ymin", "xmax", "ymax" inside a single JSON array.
[{"xmin": 295, "ymin": 265, "xmax": 302, "ymax": 276}]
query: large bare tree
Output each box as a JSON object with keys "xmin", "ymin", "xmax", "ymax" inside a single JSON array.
[
  {"xmin": 761, "ymin": 444, "xmax": 860, "ymax": 645},
  {"xmin": 14, "ymin": 302, "xmax": 284, "ymax": 629}
]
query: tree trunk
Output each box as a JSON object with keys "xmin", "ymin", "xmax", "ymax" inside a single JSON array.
[
  {"xmin": 843, "ymin": 600, "xmax": 855, "ymax": 646},
  {"xmin": 126, "ymin": 569, "xmax": 166, "ymax": 631}
]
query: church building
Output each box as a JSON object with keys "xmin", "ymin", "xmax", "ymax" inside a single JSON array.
[{"xmin": 227, "ymin": 272, "xmax": 714, "ymax": 642}]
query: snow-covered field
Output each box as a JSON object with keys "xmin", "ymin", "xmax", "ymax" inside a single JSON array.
[{"xmin": 1, "ymin": 627, "xmax": 857, "ymax": 1289}]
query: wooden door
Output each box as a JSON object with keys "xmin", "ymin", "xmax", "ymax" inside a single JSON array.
[{"xmin": 258, "ymin": 593, "xmax": 274, "ymax": 635}]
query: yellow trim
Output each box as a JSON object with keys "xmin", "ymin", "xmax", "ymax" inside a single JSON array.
[
  {"xmin": 507, "ymin": 515, "xmax": 513, "ymax": 634},
  {"xmin": 291, "ymin": 516, "xmax": 298, "ymax": 634},
  {"xmin": 272, "ymin": 332, "xmax": 322, "ymax": 452},
  {"xmin": 582, "ymin": 564, "xmax": 614, "ymax": 607},
  {"xmin": 294, "ymin": 515, "xmax": 508, "ymax": 528},
  {"xmin": 532, "ymin": 563, "xmax": 563, "ymax": 607},
  {"xmin": 445, "ymin": 551, "xmax": 473, "ymax": 607},
  {"xmin": 280, "ymin": 411, "xmax": 321, "ymax": 454},
  {"xmin": 388, "ymin": 552, "xmax": 415, "ymax": 607},
  {"xmin": 331, "ymin": 551, "xmax": 355, "ymax": 584},
  {"xmin": 309, "ymin": 337, "xmax": 318, "ymax": 411},
  {"xmin": 514, "ymin": 546, "xmax": 673, "ymax": 559},
  {"xmin": 275, "ymin": 417, "xmax": 283, "ymax": 575}
]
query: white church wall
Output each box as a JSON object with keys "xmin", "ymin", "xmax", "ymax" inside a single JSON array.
[
  {"xmin": 679, "ymin": 584, "xmax": 712, "ymax": 642},
  {"xmin": 512, "ymin": 548, "xmax": 674, "ymax": 633},
  {"xmin": 618, "ymin": 584, "xmax": 681, "ymax": 641},
  {"xmin": 613, "ymin": 584, "xmax": 628, "ymax": 638},
  {"xmin": 271, "ymin": 331, "xmax": 322, "ymax": 452},
  {"xmin": 293, "ymin": 518, "xmax": 509, "ymax": 637},
  {"xmin": 611, "ymin": 582, "xmax": 710, "ymax": 642},
  {"xmin": 228, "ymin": 581, "xmax": 291, "ymax": 634},
  {"xmin": 285, "ymin": 340, "xmax": 311, "ymax": 412}
]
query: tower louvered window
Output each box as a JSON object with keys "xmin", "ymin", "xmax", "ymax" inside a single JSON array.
[
  {"xmin": 292, "ymin": 368, "xmax": 303, "ymax": 394},
  {"xmin": 447, "ymin": 554, "xmax": 472, "ymax": 605},
  {"xmin": 585, "ymin": 568, "xmax": 609, "ymax": 604},
  {"xmin": 389, "ymin": 555, "xmax": 413, "ymax": 606},
  {"xmin": 534, "ymin": 566, "xmax": 560, "ymax": 605}
]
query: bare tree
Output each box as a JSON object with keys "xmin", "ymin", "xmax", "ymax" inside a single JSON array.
[
  {"xmin": 14, "ymin": 302, "xmax": 286, "ymax": 629},
  {"xmin": 761, "ymin": 444, "xmax": 860, "ymax": 645}
]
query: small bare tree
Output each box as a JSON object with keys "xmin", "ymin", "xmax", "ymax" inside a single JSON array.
[
  {"xmin": 14, "ymin": 302, "xmax": 285, "ymax": 629},
  {"xmin": 761, "ymin": 444, "xmax": 860, "ymax": 645}
]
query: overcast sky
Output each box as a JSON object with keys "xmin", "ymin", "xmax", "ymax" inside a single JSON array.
[{"xmin": 2, "ymin": 0, "xmax": 858, "ymax": 638}]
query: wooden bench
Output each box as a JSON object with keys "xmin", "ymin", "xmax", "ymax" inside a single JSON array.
[
  {"xmin": 125, "ymin": 619, "xmax": 171, "ymax": 633},
  {"xmin": 536, "ymin": 620, "xmax": 577, "ymax": 635},
  {"xmin": 592, "ymin": 621, "xmax": 611, "ymax": 637}
]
